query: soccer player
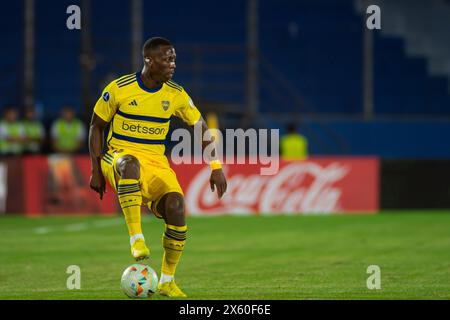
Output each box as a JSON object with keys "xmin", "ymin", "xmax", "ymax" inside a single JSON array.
[{"xmin": 88, "ymin": 37, "xmax": 227, "ymax": 298}]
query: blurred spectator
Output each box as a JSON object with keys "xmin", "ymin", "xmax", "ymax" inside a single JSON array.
[
  {"xmin": 51, "ymin": 106, "xmax": 86, "ymax": 153},
  {"xmin": 0, "ymin": 106, "xmax": 25, "ymax": 155},
  {"xmin": 280, "ymin": 123, "xmax": 308, "ymax": 160},
  {"xmin": 22, "ymin": 107, "xmax": 45, "ymax": 154}
]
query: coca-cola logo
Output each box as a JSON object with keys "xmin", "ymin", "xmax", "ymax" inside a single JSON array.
[{"xmin": 185, "ymin": 162, "xmax": 349, "ymax": 215}]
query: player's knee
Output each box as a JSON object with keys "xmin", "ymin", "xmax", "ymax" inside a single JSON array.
[
  {"xmin": 117, "ymin": 155, "xmax": 140, "ymax": 179},
  {"xmin": 166, "ymin": 197, "xmax": 184, "ymax": 216},
  {"xmin": 165, "ymin": 194, "xmax": 185, "ymax": 222}
]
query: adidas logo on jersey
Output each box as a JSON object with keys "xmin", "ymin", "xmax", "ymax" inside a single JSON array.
[{"xmin": 128, "ymin": 100, "xmax": 138, "ymax": 106}]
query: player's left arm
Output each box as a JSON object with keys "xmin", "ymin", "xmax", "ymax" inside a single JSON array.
[
  {"xmin": 174, "ymin": 89, "xmax": 227, "ymax": 199},
  {"xmin": 193, "ymin": 116, "xmax": 227, "ymax": 199}
]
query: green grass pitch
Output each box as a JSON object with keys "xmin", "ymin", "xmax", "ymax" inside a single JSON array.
[{"xmin": 0, "ymin": 211, "xmax": 449, "ymax": 299}]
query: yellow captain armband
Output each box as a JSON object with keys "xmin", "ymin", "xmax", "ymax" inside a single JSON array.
[{"xmin": 209, "ymin": 159, "xmax": 222, "ymax": 170}]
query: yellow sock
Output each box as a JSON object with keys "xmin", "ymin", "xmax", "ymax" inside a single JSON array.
[
  {"xmin": 118, "ymin": 179, "xmax": 142, "ymax": 238},
  {"xmin": 161, "ymin": 224, "xmax": 187, "ymax": 276}
]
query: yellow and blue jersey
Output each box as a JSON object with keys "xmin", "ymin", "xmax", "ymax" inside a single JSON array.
[{"xmin": 93, "ymin": 71, "xmax": 201, "ymax": 156}]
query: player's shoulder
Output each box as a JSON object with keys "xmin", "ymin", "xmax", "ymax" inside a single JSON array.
[
  {"xmin": 112, "ymin": 73, "xmax": 138, "ymax": 89},
  {"xmin": 164, "ymin": 80, "xmax": 185, "ymax": 94}
]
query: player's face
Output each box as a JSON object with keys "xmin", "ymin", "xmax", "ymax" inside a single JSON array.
[{"xmin": 148, "ymin": 45, "xmax": 176, "ymax": 83}]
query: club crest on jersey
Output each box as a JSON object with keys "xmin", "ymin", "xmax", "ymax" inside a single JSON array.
[
  {"xmin": 161, "ymin": 100, "xmax": 170, "ymax": 111},
  {"xmin": 102, "ymin": 92, "xmax": 110, "ymax": 102}
]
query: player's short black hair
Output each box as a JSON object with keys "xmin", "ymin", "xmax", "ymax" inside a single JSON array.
[{"xmin": 142, "ymin": 37, "xmax": 172, "ymax": 56}]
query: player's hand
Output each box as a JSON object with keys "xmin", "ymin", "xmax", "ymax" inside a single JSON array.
[
  {"xmin": 90, "ymin": 170, "xmax": 106, "ymax": 200},
  {"xmin": 210, "ymin": 168, "xmax": 227, "ymax": 199}
]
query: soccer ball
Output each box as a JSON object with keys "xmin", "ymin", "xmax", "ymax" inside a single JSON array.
[{"xmin": 120, "ymin": 264, "xmax": 158, "ymax": 299}]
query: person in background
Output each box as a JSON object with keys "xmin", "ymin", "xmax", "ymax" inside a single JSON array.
[
  {"xmin": 51, "ymin": 106, "xmax": 86, "ymax": 153},
  {"xmin": 280, "ymin": 123, "xmax": 308, "ymax": 160},
  {"xmin": 0, "ymin": 106, "xmax": 25, "ymax": 156},
  {"xmin": 22, "ymin": 107, "xmax": 45, "ymax": 154}
]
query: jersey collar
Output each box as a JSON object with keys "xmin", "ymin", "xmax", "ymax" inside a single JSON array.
[{"xmin": 136, "ymin": 71, "xmax": 163, "ymax": 93}]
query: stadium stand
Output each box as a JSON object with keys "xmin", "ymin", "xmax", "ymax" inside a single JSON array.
[{"xmin": 1, "ymin": 0, "xmax": 449, "ymax": 156}]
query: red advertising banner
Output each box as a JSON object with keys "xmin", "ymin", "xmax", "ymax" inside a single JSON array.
[
  {"xmin": 0, "ymin": 157, "xmax": 25, "ymax": 214},
  {"xmin": 23, "ymin": 155, "xmax": 117, "ymax": 215},
  {"xmin": 174, "ymin": 157, "xmax": 379, "ymax": 215},
  {"xmin": 17, "ymin": 156, "xmax": 378, "ymax": 215}
]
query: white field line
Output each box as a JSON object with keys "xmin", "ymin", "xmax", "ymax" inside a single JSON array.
[{"xmin": 33, "ymin": 217, "xmax": 123, "ymax": 235}]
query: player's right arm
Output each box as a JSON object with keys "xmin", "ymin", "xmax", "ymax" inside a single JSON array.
[
  {"xmin": 89, "ymin": 113, "xmax": 108, "ymax": 199},
  {"xmin": 89, "ymin": 82, "xmax": 119, "ymax": 199}
]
